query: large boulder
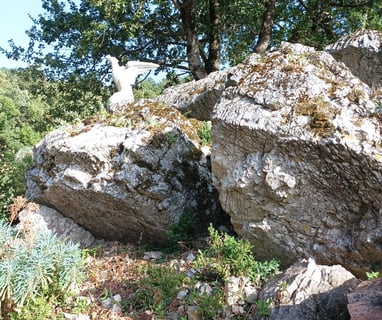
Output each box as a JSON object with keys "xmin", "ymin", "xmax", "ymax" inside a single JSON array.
[
  {"xmin": 211, "ymin": 42, "xmax": 382, "ymax": 277},
  {"xmin": 259, "ymin": 258, "xmax": 360, "ymax": 320},
  {"xmin": 26, "ymin": 101, "xmax": 226, "ymax": 243},
  {"xmin": 347, "ymin": 277, "xmax": 382, "ymax": 320},
  {"xmin": 18, "ymin": 204, "xmax": 95, "ymax": 248},
  {"xmin": 155, "ymin": 70, "xmax": 229, "ymax": 121},
  {"xmin": 325, "ymin": 30, "xmax": 382, "ymax": 88}
]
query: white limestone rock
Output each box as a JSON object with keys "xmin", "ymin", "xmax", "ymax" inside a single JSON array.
[
  {"xmin": 155, "ymin": 70, "xmax": 230, "ymax": 121},
  {"xmin": 259, "ymin": 259, "xmax": 360, "ymax": 320},
  {"xmin": 26, "ymin": 102, "xmax": 226, "ymax": 244},
  {"xmin": 18, "ymin": 204, "xmax": 95, "ymax": 248},
  {"xmin": 211, "ymin": 42, "xmax": 382, "ymax": 277},
  {"xmin": 326, "ymin": 30, "xmax": 382, "ymax": 88}
]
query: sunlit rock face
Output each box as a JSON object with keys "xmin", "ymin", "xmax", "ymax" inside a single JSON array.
[
  {"xmin": 26, "ymin": 102, "xmax": 226, "ymax": 244},
  {"xmin": 325, "ymin": 29, "xmax": 382, "ymax": 88},
  {"xmin": 155, "ymin": 70, "xmax": 229, "ymax": 121},
  {"xmin": 211, "ymin": 42, "xmax": 382, "ymax": 277},
  {"xmin": 259, "ymin": 258, "xmax": 360, "ymax": 320}
]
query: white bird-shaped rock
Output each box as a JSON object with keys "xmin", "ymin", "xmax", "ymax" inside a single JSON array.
[{"xmin": 106, "ymin": 55, "xmax": 159, "ymax": 113}]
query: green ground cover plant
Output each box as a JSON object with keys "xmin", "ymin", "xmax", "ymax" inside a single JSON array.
[
  {"xmin": 164, "ymin": 210, "xmax": 198, "ymax": 251},
  {"xmin": 195, "ymin": 225, "xmax": 280, "ymax": 284},
  {"xmin": 0, "ymin": 221, "xmax": 84, "ymax": 319},
  {"xmin": 125, "ymin": 263, "xmax": 186, "ymax": 317},
  {"xmin": 197, "ymin": 121, "xmax": 212, "ymax": 146}
]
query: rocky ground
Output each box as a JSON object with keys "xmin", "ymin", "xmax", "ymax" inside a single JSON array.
[{"xmin": 62, "ymin": 238, "xmax": 264, "ymax": 320}]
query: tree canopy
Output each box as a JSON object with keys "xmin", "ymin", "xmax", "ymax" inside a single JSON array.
[{"xmin": 2, "ymin": 0, "xmax": 381, "ymax": 84}]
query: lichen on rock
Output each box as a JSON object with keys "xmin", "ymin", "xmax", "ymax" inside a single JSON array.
[
  {"xmin": 26, "ymin": 101, "xmax": 225, "ymax": 243},
  {"xmin": 211, "ymin": 42, "xmax": 382, "ymax": 277}
]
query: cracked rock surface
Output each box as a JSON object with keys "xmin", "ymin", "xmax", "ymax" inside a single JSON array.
[
  {"xmin": 211, "ymin": 42, "xmax": 382, "ymax": 277},
  {"xmin": 26, "ymin": 102, "xmax": 226, "ymax": 243},
  {"xmin": 325, "ymin": 29, "xmax": 382, "ymax": 88}
]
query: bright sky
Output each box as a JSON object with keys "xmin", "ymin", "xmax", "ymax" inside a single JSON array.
[
  {"xmin": 0, "ymin": 1, "xmax": 45, "ymax": 68},
  {"xmin": 0, "ymin": 1, "xmax": 166, "ymax": 80}
]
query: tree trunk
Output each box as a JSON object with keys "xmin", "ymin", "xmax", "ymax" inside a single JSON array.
[
  {"xmin": 254, "ymin": 0, "xmax": 276, "ymax": 54},
  {"xmin": 205, "ymin": 0, "xmax": 221, "ymax": 74},
  {"xmin": 173, "ymin": 0, "xmax": 208, "ymax": 80}
]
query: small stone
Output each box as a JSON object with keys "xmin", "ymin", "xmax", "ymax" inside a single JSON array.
[
  {"xmin": 63, "ymin": 313, "xmax": 90, "ymax": 320},
  {"xmin": 226, "ymin": 276, "xmax": 240, "ymax": 292},
  {"xmin": 218, "ymin": 225, "xmax": 230, "ymax": 233},
  {"xmin": 143, "ymin": 251, "xmax": 163, "ymax": 260},
  {"xmin": 178, "ymin": 305, "xmax": 186, "ymax": 314},
  {"xmin": 186, "ymin": 268, "xmax": 197, "ymax": 278},
  {"xmin": 111, "ymin": 303, "xmax": 121, "ymax": 313},
  {"xmin": 245, "ymin": 291, "xmax": 258, "ymax": 304},
  {"xmin": 231, "ymin": 304, "xmax": 244, "ymax": 314},
  {"xmin": 244, "ymin": 285, "xmax": 258, "ymax": 303},
  {"xmin": 177, "ymin": 289, "xmax": 189, "ymax": 300},
  {"xmin": 199, "ymin": 283, "xmax": 213, "ymax": 296},
  {"xmin": 167, "ymin": 311, "xmax": 181, "ymax": 320},
  {"xmin": 112, "ymin": 294, "xmax": 122, "ymax": 302},
  {"xmin": 187, "ymin": 306, "xmax": 199, "ymax": 320},
  {"xmin": 170, "ymin": 259, "xmax": 182, "ymax": 272},
  {"xmin": 101, "ymin": 297, "xmax": 114, "ymax": 309},
  {"xmin": 226, "ymin": 276, "xmax": 249, "ymax": 305},
  {"xmin": 193, "ymin": 281, "xmax": 202, "ymax": 290},
  {"xmin": 186, "ymin": 252, "xmax": 196, "ymax": 263}
]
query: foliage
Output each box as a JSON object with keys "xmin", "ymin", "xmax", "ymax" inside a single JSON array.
[
  {"xmin": 366, "ymin": 271, "xmax": 380, "ymax": 280},
  {"xmin": 8, "ymin": 292, "xmax": 61, "ymax": 320},
  {"xmin": 133, "ymin": 78, "xmax": 165, "ymax": 100},
  {"xmin": 10, "ymin": 66, "xmax": 108, "ymax": 125},
  {"xmin": 0, "ymin": 69, "xmax": 49, "ymax": 148},
  {"xmin": 274, "ymin": 0, "xmax": 382, "ymax": 50},
  {"xmin": 195, "ymin": 225, "xmax": 279, "ymax": 284},
  {"xmin": 164, "ymin": 210, "xmax": 198, "ymax": 251},
  {"xmin": 7, "ymin": 290, "xmax": 90, "ymax": 320},
  {"xmin": 126, "ymin": 263, "xmax": 185, "ymax": 317},
  {"xmin": 188, "ymin": 287, "xmax": 225, "ymax": 320},
  {"xmin": 0, "ymin": 69, "xmax": 51, "ymax": 220},
  {"xmin": 255, "ymin": 298, "xmax": 272, "ymax": 317},
  {"xmin": 197, "ymin": 121, "xmax": 212, "ymax": 146},
  {"xmin": 167, "ymin": 210, "xmax": 197, "ymax": 243},
  {"xmin": 0, "ymin": 0, "xmax": 379, "ymax": 92},
  {"xmin": 0, "ymin": 151, "xmax": 32, "ymax": 221},
  {"xmin": 0, "ymin": 221, "xmax": 83, "ymax": 316}
]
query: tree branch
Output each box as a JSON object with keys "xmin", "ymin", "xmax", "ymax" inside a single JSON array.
[
  {"xmin": 297, "ymin": 0, "xmax": 308, "ymax": 11},
  {"xmin": 328, "ymin": 0, "xmax": 374, "ymax": 8},
  {"xmin": 254, "ymin": 0, "xmax": 276, "ymax": 54}
]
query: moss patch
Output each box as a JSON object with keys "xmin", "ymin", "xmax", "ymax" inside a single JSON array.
[{"xmin": 295, "ymin": 96, "xmax": 337, "ymax": 138}]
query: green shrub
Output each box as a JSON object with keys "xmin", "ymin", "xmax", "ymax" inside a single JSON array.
[
  {"xmin": 165, "ymin": 210, "xmax": 198, "ymax": 251},
  {"xmin": 0, "ymin": 221, "xmax": 83, "ymax": 316},
  {"xmin": 8, "ymin": 293, "xmax": 59, "ymax": 320},
  {"xmin": 0, "ymin": 150, "xmax": 33, "ymax": 221},
  {"xmin": 126, "ymin": 264, "xmax": 185, "ymax": 317},
  {"xmin": 255, "ymin": 298, "xmax": 272, "ymax": 317},
  {"xmin": 188, "ymin": 285, "xmax": 224, "ymax": 320},
  {"xmin": 197, "ymin": 121, "xmax": 212, "ymax": 146},
  {"xmin": 366, "ymin": 271, "xmax": 380, "ymax": 280},
  {"xmin": 133, "ymin": 78, "xmax": 164, "ymax": 100},
  {"xmin": 195, "ymin": 225, "xmax": 279, "ymax": 284}
]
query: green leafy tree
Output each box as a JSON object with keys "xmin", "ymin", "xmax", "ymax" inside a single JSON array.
[
  {"xmin": 1, "ymin": 0, "xmax": 381, "ymax": 102},
  {"xmin": 274, "ymin": 0, "xmax": 382, "ymax": 49},
  {"xmin": 0, "ymin": 69, "xmax": 53, "ymax": 220},
  {"xmin": 11, "ymin": 66, "xmax": 109, "ymax": 124},
  {"xmin": 133, "ymin": 78, "xmax": 165, "ymax": 100}
]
